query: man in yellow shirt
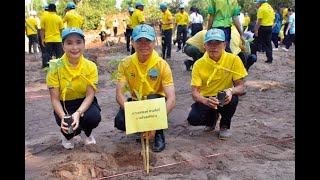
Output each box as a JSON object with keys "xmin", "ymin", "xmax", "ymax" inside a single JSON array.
[
  {"xmin": 130, "ymin": 2, "xmax": 146, "ymax": 54},
  {"xmin": 124, "ymin": 7, "xmax": 134, "ymax": 52},
  {"xmin": 175, "ymin": 4, "xmax": 190, "ymax": 52},
  {"xmin": 114, "ymin": 24, "xmax": 176, "ymax": 152},
  {"xmin": 25, "ymin": 11, "xmax": 39, "ymax": 54},
  {"xmin": 63, "ymin": 1, "xmax": 83, "ymax": 29},
  {"xmin": 253, "ymin": 0, "xmax": 275, "ymax": 63},
  {"xmin": 187, "ymin": 28, "xmax": 247, "ymax": 139},
  {"xmin": 243, "ymin": 12, "xmax": 250, "ymax": 32},
  {"xmin": 159, "ymin": 3, "xmax": 174, "ymax": 60}
]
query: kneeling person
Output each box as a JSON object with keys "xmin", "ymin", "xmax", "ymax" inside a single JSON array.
[
  {"xmin": 187, "ymin": 28, "xmax": 247, "ymax": 140},
  {"xmin": 114, "ymin": 24, "xmax": 176, "ymax": 152}
]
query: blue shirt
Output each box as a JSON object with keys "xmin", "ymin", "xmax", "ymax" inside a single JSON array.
[{"xmin": 272, "ymin": 12, "xmax": 281, "ymax": 34}]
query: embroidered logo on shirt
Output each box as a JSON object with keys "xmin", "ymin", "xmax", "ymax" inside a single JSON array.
[{"xmin": 148, "ymin": 68, "xmax": 159, "ymax": 81}]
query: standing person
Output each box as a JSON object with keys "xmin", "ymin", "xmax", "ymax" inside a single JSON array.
[
  {"xmin": 40, "ymin": 4, "xmax": 64, "ymax": 68},
  {"xmin": 282, "ymin": 8, "xmax": 295, "ymax": 51},
  {"xmin": 159, "ymin": 3, "xmax": 174, "ymax": 60},
  {"xmin": 46, "ymin": 27, "xmax": 102, "ymax": 149},
  {"xmin": 130, "ymin": 1, "xmax": 146, "ymax": 54},
  {"xmin": 98, "ymin": 17, "xmax": 107, "ymax": 42},
  {"xmin": 189, "ymin": 7, "xmax": 203, "ymax": 36},
  {"xmin": 124, "ymin": 7, "xmax": 134, "ymax": 53},
  {"xmin": 175, "ymin": 4, "xmax": 190, "ymax": 52},
  {"xmin": 39, "ymin": 5, "xmax": 49, "ymax": 66},
  {"xmin": 253, "ymin": 0, "xmax": 275, "ymax": 63},
  {"xmin": 113, "ymin": 18, "xmax": 119, "ymax": 37},
  {"xmin": 63, "ymin": 1, "xmax": 83, "ymax": 29},
  {"xmin": 243, "ymin": 12, "xmax": 251, "ymax": 32},
  {"xmin": 114, "ymin": 24, "xmax": 176, "ymax": 152},
  {"xmin": 183, "ymin": 30, "xmax": 207, "ymax": 71},
  {"xmin": 25, "ymin": 10, "xmax": 39, "ymax": 54},
  {"xmin": 186, "ymin": 28, "xmax": 247, "ymax": 139},
  {"xmin": 207, "ymin": 0, "xmax": 245, "ymax": 53},
  {"xmin": 271, "ymin": 8, "xmax": 281, "ymax": 50}
]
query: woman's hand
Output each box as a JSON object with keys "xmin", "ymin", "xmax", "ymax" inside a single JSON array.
[{"xmin": 71, "ymin": 112, "xmax": 81, "ymax": 131}]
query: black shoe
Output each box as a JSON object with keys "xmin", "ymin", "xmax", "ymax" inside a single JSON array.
[
  {"xmin": 153, "ymin": 133, "xmax": 165, "ymax": 152},
  {"xmin": 184, "ymin": 60, "xmax": 192, "ymax": 71},
  {"xmin": 176, "ymin": 48, "xmax": 181, "ymax": 52},
  {"xmin": 265, "ymin": 60, "xmax": 272, "ymax": 64}
]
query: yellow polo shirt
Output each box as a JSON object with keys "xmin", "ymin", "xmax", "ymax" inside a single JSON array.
[
  {"xmin": 117, "ymin": 50, "xmax": 174, "ymax": 100},
  {"xmin": 131, "ymin": 9, "xmax": 145, "ymax": 29},
  {"xmin": 40, "ymin": 12, "xmax": 64, "ymax": 43},
  {"xmin": 257, "ymin": 3, "xmax": 275, "ymax": 26},
  {"xmin": 244, "ymin": 16, "xmax": 250, "ymax": 26},
  {"xmin": 175, "ymin": 11, "xmax": 190, "ymax": 26},
  {"xmin": 25, "ymin": 17, "xmax": 38, "ymax": 35},
  {"xmin": 63, "ymin": 9, "xmax": 83, "ymax": 28},
  {"xmin": 191, "ymin": 51, "xmax": 247, "ymax": 97},
  {"xmin": 46, "ymin": 54, "xmax": 98, "ymax": 101},
  {"xmin": 161, "ymin": 9, "xmax": 174, "ymax": 30}
]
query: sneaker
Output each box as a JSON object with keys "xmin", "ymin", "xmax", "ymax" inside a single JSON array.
[
  {"xmin": 282, "ymin": 47, "xmax": 289, "ymax": 52},
  {"xmin": 80, "ymin": 132, "xmax": 96, "ymax": 145},
  {"xmin": 203, "ymin": 126, "xmax": 215, "ymax": 132},
  {"xmin": 62, "ymin": 136, "xmax": 74, "ymax": 149},
  {"xmin": 176, "ymin": 48, "xmax": 181, "ymax": 52},
  {"xmin": 219, "ymin": 128, "xmax": 232, "ymax": 140},
  {"xmin": 272, "ymin": 48, "xmax": 278, "ymax": 51}
]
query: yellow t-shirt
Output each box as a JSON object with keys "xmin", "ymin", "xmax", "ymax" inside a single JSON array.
[
  {"xmin": 161, "ymin": 9, "xmax": 174, "ymax": 30},
  {"xmin": 257, "ymin": 3, "xmax": 275, "ymax": 26},
  {"xmin": 282, "ymin": 8, "xmax": 288, "ymax": 24},
  {"xmin": 63, "ymin": 9, "xmax": 83, "ymax": 29},
  {"xmin": 191, "ymin": 51, "xmax": 248, "ymax": 97},
  {"xmin": 40, "ymin": 12, "xmax": 64, "ymax": 43},
  {"xmin": 230, "ymin": 25, "xmax": 241, "ymax": 55},
  {"xmin": 131, "ymin": 9, "xmax": 145, "ymax": 29},
  {"xmin": 175, "ymin": 11, "xmax": 190, "ymax": 26},
  {"xmin": 185, "ymin": 30, "xmax": 207, "ymax": 53},
  {"xmin": 46, "ymin": 54, "xmax": 98, "ymax": 101},
  {"xmin": 117, "ymin": 50, "xmax": 174, "ymax": 100},
  {"xmin": 25, "ymin": 16, "xmax": 38, "ymax": 35}
]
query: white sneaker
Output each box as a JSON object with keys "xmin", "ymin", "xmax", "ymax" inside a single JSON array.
[
  {"xmin": 80, "ymin": 132, "xmax": 96, "ymax": 145},
  {"xmin": 219, "ymin": 128, "xmax": 232, "ymax": 140},
  {"xmin": 62, "ymin": 136, "xmax": 74, "ymax": 149},
  {"xmin": 272, "ymin": 48, "xmax": 278, "ymax": 51},
  {"xmin": 282, "ymin": 47, "xmax": 289, "ymax": 52}
]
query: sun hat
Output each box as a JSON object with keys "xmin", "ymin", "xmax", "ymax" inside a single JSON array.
[
  {"xmin": 179, "ymin": 4, "xmax": 185, "ymax": 9},
  {"xmin": 128, "ymin": 7, "xmax": 134, "ymax": 12},
  {"xmin": 62, "ymin": 27, "xmax": 85, "ymax": 41},
  {"xmin": 204, "ymin": 28, "xmax": 225, "ymax": 43},
  {"xmin": 132, "ymin": 24, "xmax": 155, "ymax": 42},
  {"xmin": 135, "ymin": 2, "xmax": 145, "ymax": 7}
]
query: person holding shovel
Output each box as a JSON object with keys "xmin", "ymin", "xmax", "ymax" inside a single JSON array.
[
  {"xmin": 114, "ymin": 24, "xmax": 176, "ymax": 152},
  {"xmin": 46, "ymin": 27, "xmax": 102, "ymax": 149}
]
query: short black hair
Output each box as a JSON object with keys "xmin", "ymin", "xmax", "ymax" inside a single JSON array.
[{"xmin": 48, "ymin": 4, "xmax": 56, "ymax": 11}]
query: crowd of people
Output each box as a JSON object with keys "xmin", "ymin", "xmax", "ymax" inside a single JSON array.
[{"xmin": 25, "ymin": 0, "xmax": 295, "ymax": 151}]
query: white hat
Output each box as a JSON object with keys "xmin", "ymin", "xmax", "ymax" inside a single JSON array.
[{"xmin": 30, "ymin": 11, "xmax": 37, "ymax": 16}]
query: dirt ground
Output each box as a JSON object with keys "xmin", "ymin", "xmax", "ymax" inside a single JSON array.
[{"xmin": 25, "ymin": 30, "xmax": 295, "ymax": 180}]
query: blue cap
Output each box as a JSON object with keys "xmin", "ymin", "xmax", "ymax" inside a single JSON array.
[
  {"xmin": 132, "ymin": 24, "xmax": 155, "ymax": 42},
  {"xmin": 62, "ymin": 27, "xmax": 85, "ymax": 41},
  {"xmin": 128, "ymin": 7, "xmax": 134, "ymax": 12},
  {"xmin": 179, "ymin": 4, "xmax": 185, "ymax": 9},
  {"xmin": 44, "ymin": 5, "xmax": 49, "ymax": 10},
  {"xmin": 135, "ymin": 2, "xmax": 145, "ymax": 7},
  {"xmin": 66, "ymin": 2, "xmax": 75, "ymax": 9},
  {"xmin": 255, "ymin": 0, "xmax": 267, "ymax": 3},
  {"xmin": 160, "ymin": 3, "xmax": 167, "ymax": 9},
  {"xmin": 204, "ymin": 28, "xmax": 225, "ymax": 43}
]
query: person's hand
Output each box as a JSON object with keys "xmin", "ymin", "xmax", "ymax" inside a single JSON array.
[
  {"xmin": 254, "ymin": 30, "xmax": 259, "ymax": 37},
  {"xmin": 143, "ymin": 131, "xmax": 156, "ymax": 139},
  {"xmin": 224, "ymin": 88, "xmax": 233, "ymax": 105},
  {"xmin": 207, "ymin": 96, "xmax": 219, "ymax": 109},
  {"xmin": 61, "ymin": 116, "xmax": 70, "ymax": 134},
  {"xmin": 241, "ymin": 36, "xmax": 246, "ymax": 46},
  {"xmin": 71, "ymin": 112, "xmax": 81, "ymax": 131}
]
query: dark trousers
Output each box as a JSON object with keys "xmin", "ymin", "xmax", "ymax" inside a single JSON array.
[
  {"xmin": 161, "ymin": 29, "xmax": 173, "ymax": 59},
  {"xmin": 187, "ymin": 95, "xmax": 238, "ymax": 129},
  {"xmin": 54, "ymin": 97, "xmax": 101, "ymax": 140},
  {"xmin": 37, "ymin": 30, "xmax": 49, "ymax": 68},
  {"xmin": 256, "ymin": 26, "xmax": 273, "ymax": 62},
  {"xmin": 184, "ymin": 43, "xmax": 204, "ymax": 63},
  {"xmin": 215, "ymin": 27, "xmax": 232, "ymax": 53},
  {"xmin": 271, "ymin": 32, "xmax": 279, "ymax": 48},
  {"xmin": 114, "ymin": 94, "xmax": 165, "ymax": 135},
  {"xmin": 113, "ymin": 27, "xmax": 117, "ymax": 37},
  {"xmin": 191, "ymin": 23, "xmax": 203, "ymax": 36},
  {"xmin": 177, "ymin": 25, "xmax": 188, "ymax": 50},
  {"xmin": 283, "ymin": 33, "xmax": 295, "ymax": 49},
  {"xmin": 45, "ymin": 42, "xmax": 64, "ymax": 65},
  {"xmin": 125, "ymin": 29, "xmax": 132, "ymax": 51},
  {"xmin": 237, "ymin": 52, "xmax": 257, "ymax": 71},
  {"xmin": 27, "ymin": 34, "xmax": 38, "ymax": 53}
]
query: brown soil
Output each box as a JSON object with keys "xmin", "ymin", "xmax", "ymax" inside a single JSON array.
[{"xmin": 25, "ymin": 30, "xmax": 295, "ymax": 180}]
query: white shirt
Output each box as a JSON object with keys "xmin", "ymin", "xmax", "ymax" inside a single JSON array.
[{"xmin": 190, "ymin": 12, "xmax": 203, "ymax": 24}]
